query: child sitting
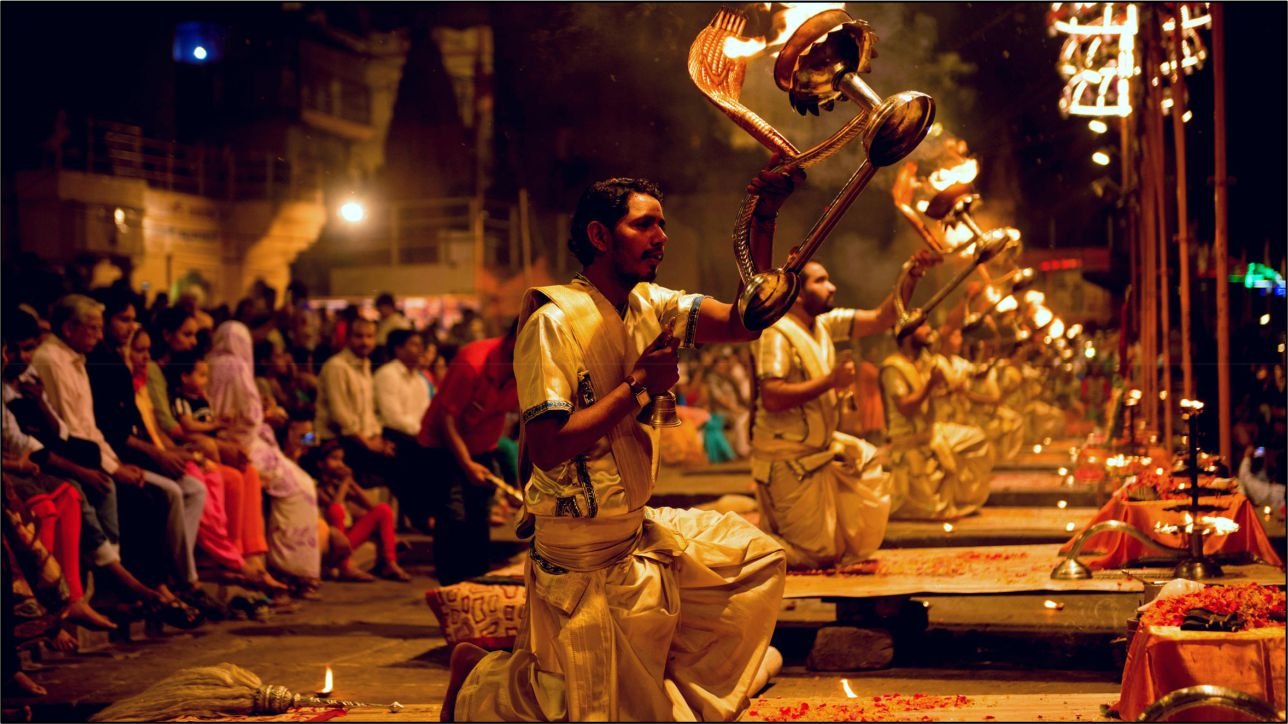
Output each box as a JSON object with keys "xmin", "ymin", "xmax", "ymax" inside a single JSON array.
[{"xmin": 301, "ymin": 441, "xmax": 410, "ymax": 583}]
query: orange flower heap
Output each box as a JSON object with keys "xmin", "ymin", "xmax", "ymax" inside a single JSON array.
[{"xmin": 1139, "ymin": 583, "xmax": 1286, "ymax": 629}]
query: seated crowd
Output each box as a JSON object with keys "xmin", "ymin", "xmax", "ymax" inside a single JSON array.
[{"xmin": 1, "ymin": 281, "xmax": 517, "ymax": 698}]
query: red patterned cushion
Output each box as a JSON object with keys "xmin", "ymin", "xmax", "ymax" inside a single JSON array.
[{"xmin": 425, "ymin": 580, "xmax": 527, "ymax": 650}]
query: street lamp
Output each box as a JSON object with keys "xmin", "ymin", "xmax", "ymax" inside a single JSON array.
[{"xmin": 338, "ymin": 199, "xmax": 366, "ymax": 224}]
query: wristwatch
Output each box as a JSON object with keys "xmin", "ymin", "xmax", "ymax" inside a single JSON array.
[{"xmin": 625, "ymin": 374, "xmax": 651, "ymax": 409}]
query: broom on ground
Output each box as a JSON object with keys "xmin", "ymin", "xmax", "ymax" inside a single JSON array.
[{"xmin": 90, "ymin": 662, "xmax": 402, "ymax": 722}]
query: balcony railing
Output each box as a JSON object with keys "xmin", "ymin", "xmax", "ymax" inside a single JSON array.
[{"xmin": 55, "ymin": 118, "xmax": 323, "ymax": 202}]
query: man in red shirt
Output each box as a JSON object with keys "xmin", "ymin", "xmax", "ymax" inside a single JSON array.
[{"xmin": 418, "ymin": 322, "xmax": 519, "ymax": 585}]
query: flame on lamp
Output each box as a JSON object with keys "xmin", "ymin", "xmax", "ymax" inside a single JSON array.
[
  {"xmin": 942, "ymin": 522, "xmax": 954, "ymax": 533},
  {"xmin": 721, "ymin": 3, "xmax": 847, "ymax": 60},
  {"xmin": 928, "ymin": 158, "xmax": 980, "ymax": 191},
  {"xmin": 1044, "ymin": 599, "xmax": 1064, "ymax": 610},
  {"xmin": 841, "ymin": 678, "xmax": 859, "ymax": 698},
  {"xmin": 723, "ymin": 36, "xmax": 767, "ymax": 59},
  {"xmin": 321, "ymin": 666, "xmax": 334, "ymax": 695}
]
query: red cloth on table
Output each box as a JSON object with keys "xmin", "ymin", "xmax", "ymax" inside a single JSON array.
[
  {"xmin": 1113, "ymin": 625, "xmax": 1286, "ymax": 721},
  {"xmin": 1059, "ymin": 493, "xmax": 1284, "ymax": 569}
]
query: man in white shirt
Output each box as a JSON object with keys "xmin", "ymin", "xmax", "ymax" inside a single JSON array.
[
  {"xmin": 30, "ymin": 294, "xmax": 203, "ymax": 602},
  {"xmin": 373, "ymin": 329, "xmax": 430, "ymax": 439},
  {"xmin": 315, "ymin": 317, "xmax": 402, "ymax": 493}
]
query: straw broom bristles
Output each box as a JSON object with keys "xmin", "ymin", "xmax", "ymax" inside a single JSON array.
[{"xmin": 90, "ymin": 662, "xmax": 266, "ymax": 722}]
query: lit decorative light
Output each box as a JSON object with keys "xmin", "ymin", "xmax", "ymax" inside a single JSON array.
[
  {"xmin": 1088, "ymin": 119, "xmax": 1108, "ymax": 133},
  {"xmin": 1278, "ymin": 343, "xmax": 1285, "ymax": 354},
  {"xmin": 113, "ymin": 207, "xmax": 126, "ymax": 226},
  {"xmin": 1065, "ymin": 522, "xmax": 1077, "ymax": 532},
  {"xmin": 1084, "ymin": 346, "xmax": 1096, "ymax": 359},
  {"xmin": 1057, "ymin": 500, "xmax": 1068, "ymax": 509},
  {"xmin": 1049, "ymin": 318, "xmax": 1066, "ymax": 339},
  {"xmin": 1033, "ymin": 444, "xmax": 1044, "ymax": 454},
  {"xmin": 339, "ymin": 200, "xmax": 366, "ymax": 223},
  {"xmin": 1160, "ymin": 390, "xmax": 1169, "ymax": 401},
  {"xmin": 1155, "ymin": 467, "xmax": 1165, "ymax": 475},
  {"xmin": 996, "ymin": 295, "xmax": 1019, "ymax": 314},
  {"xmin": 193, "ymin": 46, "xmax": 208, "ymax": 61},
  {"xmin": 1050, "ymin": 3, "xmax": 1212, "ymax": 120},
  {"xmin": 1066, "ymin": 323, "xmax": 1083, "ymax": 339},
  {"xmin": 1044, "ymin": 599, "xmax": 1065, "ymax": 610},
  {"xmin": 1092, "ymin": 150, "xmax": 1111, "ymax": 165},
  {"xmin": 943, "ymin": 522, "xmax": 955, "ymax": 533},
  {"xmin": 916, "ymin": 200, "xmax": 930, "ymax": 213},
  {"xmin": 1058, "ymin": 467, "xmax": 1069, "ymax": 476},
  {"xmin": 1182, "ymin": 110, "xmax": 1192, "ymax": 122},
  {"xmin": 1266, "ymin": 506, "xmax": 1274, "ymax": 517},
  {"xmin": 1260, "ymin": 313, "xmax": 1271, "ymax": 326}
]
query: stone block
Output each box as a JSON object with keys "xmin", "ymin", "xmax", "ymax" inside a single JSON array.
[{"xmin": 806, "ymin": 625, "xmax": 894, "ymax": 671}]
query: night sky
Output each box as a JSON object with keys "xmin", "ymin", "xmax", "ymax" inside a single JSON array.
[{"xmin": 2, "ymin": 2, "xmax": 1283, "ymax": 276}]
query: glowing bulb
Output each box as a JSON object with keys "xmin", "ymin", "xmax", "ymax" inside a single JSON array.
[
  {"xmin": 1058, "ymin": 467, "xmax": 1069, "ymax": 476},
  {"xmin": 943, "ymin": 523, "xmax": 955, "ymax": 533},
  {"xmin": 1155, "ymin": 467, "xmax": 1165, "ymax": 475},
  {"xmin": 193, "ymin": 46, "xmax": 208, "ymax": 61},
  {"xmin": 1182, "ymin": 110, "xmax": 1192, "ymax": 123},
  {"xmin": 1092, "ymin": 150, "xmax": 1111, "ymax": 166},
  {"xmin": 339, "ymin": 200, "xmax": 366, "ymax": 223},
  {"xmin": 1088, "ymin": 119, "xmax": 1108, "ymax": 134},
  {"xmin": 1266, "ymin": 506, "xmax": 1273, "ymax": 516},
  {"xmin": 1260, "ymin": 313, "xmax": 1271, "ymax": 326},
  {"xmin": 1279, "ymin": 343, "xmax": 1285, "ymax": 354},
  {"xmin": 1160, "ymin": 390, "xmax": 1168, "ymax": 401},
  {"xmin": 1033, "ymin": 444, "xmax": 1044, "ymax": 454},
  {"xmin": 1057, "ymin": 500, "xmax": 1068, "ymax": 509},
  {"xmin": 1065, "ymin": 522, "xmax": 1077, "ymax": 532},
  {"xmin": 113, "ymin": 207, "xmax": 126, "ymax": 225}
]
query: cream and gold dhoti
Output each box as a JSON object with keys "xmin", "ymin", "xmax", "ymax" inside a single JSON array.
[
  {"xmin": 881, "ymin": 353, "xmax": 993, "ymax": 520},
  {"xmin": 751, "ymin": 432, "xmax": 891, "ymax": 569},
  {"xmin": 456, "ymin": 508, "xmax": 785, "ymax": 721}
]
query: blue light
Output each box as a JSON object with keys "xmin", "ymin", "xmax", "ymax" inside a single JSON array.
[{"xmin": 193, "ymin": 46, "xmax": 208, "ymax": 61}]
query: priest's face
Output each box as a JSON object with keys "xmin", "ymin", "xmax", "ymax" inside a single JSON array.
[
  {"xmin": 798, "ymin": 262, "xmax": 836, "ymax": 317},
  {"xmin": 607, "ymin": 193, "xmax": 668, "ymax": 285}
]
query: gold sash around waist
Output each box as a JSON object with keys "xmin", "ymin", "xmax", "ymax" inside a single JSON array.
[
  {"xmin": 888, "ymin": 431, "xmax": 933, "ymax": 451},
  {"xmin": 532, "ymin": 511, "xmax": 646, "ymax": 572}
]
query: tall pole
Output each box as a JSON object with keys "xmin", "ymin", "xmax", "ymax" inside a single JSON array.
[
  {"xmin": 1168, "ymin": 6, "xmax": 1194, "ymax": 402},
  {"xmin": 1145, "ymin": 9, "xmax": 1173, "ymax": 447},
  {"xmin": 1211, "ymin": 3, "xmax": 1232, "ymax": 467}
]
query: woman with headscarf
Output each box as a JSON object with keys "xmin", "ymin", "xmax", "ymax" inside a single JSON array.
[{"xmin": 207, "ymin": 322, "xmax": 322, "ymax": 597}]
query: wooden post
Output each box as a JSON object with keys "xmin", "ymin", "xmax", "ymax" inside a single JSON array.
[
  {"xmin": 519, "ymin": 188, "xmax": 533, "ymax": 288},
  {"xmin": 1168, "ymin": 8, "xmax": 1194, "ymax": 402},
  {"xmin": 1211, "ymin": 4, "xmax": 1232, "ymax": 467}
]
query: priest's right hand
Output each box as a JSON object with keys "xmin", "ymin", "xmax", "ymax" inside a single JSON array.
[
  {"xmin": 631, "ymin": 331, "xmax": 680, "ymax": 395},
  {"xmin": 830, "ymin": 359, "xmax": 857, "ymax": 391}
]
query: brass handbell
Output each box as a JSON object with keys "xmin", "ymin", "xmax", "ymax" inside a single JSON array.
[
  {"xmin": 638, "ymin": 312, "xmax": 683, "ymax": 428},
  {"xmin": 643, "ymin": 390, "xmax": 683, "ymax": 428}
]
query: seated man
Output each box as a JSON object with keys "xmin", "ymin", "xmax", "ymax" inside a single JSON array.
[
  {"xmin": 750, "ymin": 255, "xmax": 935, "ymax": 570},
  {"xmin": 374, "ymin": 329, "xmax": 430, "ymax": 444},
  {"xmin": 444, "ymin": 173, "xmax": 796, "ymax": 721},
  {"xmin": 879, "ymin": 321, "xmax": 994, "ymax": 520},
  {"xmin": 30, "ymin": 295, "xmax": 203, "ymax": 620},
  {"xmin": 315, "ymin": 316, "xmax": 406, "ymax": 501}
]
